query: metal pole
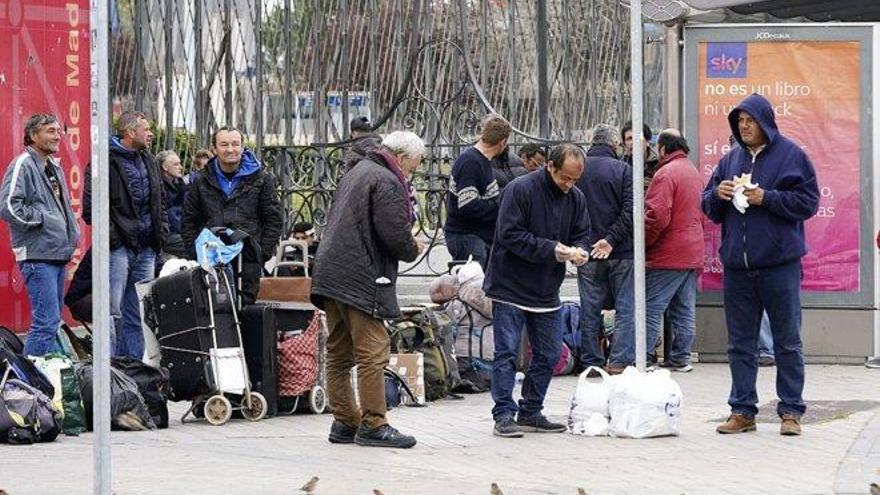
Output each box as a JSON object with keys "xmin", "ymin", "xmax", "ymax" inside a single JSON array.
[
  {"xmin": 90, "ymin": 1, "xmax": 111, "ymax": 493},
  {"xmin": 134, "ymin": 0, "xmax": 145, "ymax": 111},
  {"xmin": 630, "ymin": 0, "xmax": 647, "ymax": 372},
  {"xmin": 284, "ymin": 0, "xmax": 293, "ymax": 144},
  {"xmin": 536, "ymin": 0, "xmax": 550, "ymax": 139},
  {"xmin": 507, "ymin": 0, "xmax": 517, "ymax": 125},
  {"xmin": 255, "ymin": 0, "xmax": 263, "ymax": 155},
  {"xmin": 368, "ymin": 0, "xmax": 378, "ymax": 118},
  {"xmin": 663, "ymin": 23, "xmax": 683, "ymax": 129},
  {"xmin": 195, "ymin": 0, "xmax": 204, "ymax": 147},
  {"xmin": 224, "ymin": 0, "xmax": 233, "ymax": 124},
  {"xmin": 164, "ymin": 0, "xmax": 174, "ymax": 149},
  {"xmin": 340, "ymin": 0, "xmax": 350, "ymax": 141}
]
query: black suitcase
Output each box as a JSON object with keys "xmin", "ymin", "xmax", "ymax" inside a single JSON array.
[
  {"xmin": 148, "ymin": 267, "xmax": 240, "ymax": 401},
  {"xmin": 241, "ymin": 303, "xmax": 314, "ymax": 417}
]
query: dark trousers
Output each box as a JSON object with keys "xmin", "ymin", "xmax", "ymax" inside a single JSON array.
[
  {"xmin": 723, "ymin": 260, "xmax": 806, "ymax": 418},
  {"xmin": 445, "ymin": 232, "xmax": 492, "ymax": 270},
  {"xmin": 324, "ymin": 299, "xmax": 390, "ymax": 429},
  {"xmin": 491, "ymin": 302, "xmax": 562, "ymax": 421}
]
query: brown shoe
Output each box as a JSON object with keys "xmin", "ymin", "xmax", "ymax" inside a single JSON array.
[
  {"xmin": 605, "ymin": 364, "xmax": 626, "ymax": 375},
  {"xmin": 780, "ymin": 414, "xmax": 802, "ymax": 436},
  {"xmin": 716, "ymin": 413, "xmax": 756, "ymax": 434}
]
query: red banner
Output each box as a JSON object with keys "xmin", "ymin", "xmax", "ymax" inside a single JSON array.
[{"xmin": 0, "ymin": 1, "xmax": 91, "ymax": 331}]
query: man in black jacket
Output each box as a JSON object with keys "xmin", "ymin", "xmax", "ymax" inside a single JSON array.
[
  {"xmin": 311, "ymin": 131, "xmax": 425, "ymax": 449},
  {"xmin": 181, "ymin": 126, "xmax": 283, "ymax": 305},
  {"xmin": 484, "ymin": 143, "xmax": 591, "ymax": 438},
  {"xmin": 575, "ymin": 123, "xmax": 635, "ymax": 375},
  {"xmin": 84, "ymin": 111, "xmax": 167, "ymax": 359}
]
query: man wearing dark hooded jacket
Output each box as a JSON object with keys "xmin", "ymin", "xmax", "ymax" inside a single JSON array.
[
  {"xmin": 84, "ymin": 111, "xmax": 167, "ymax": 359},
  {"xmin": 703, "ymin": 93, "xmax": 819, "ymax": 437},
  {"xmin": 181, "ymin": 126, "xmax": 283, "ymax": 305},
  {"xmin": 311, "ymin": 131, "xmax": 425, "ymax": 449}
]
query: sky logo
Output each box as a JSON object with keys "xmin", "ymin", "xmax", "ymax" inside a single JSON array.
[{"xmin": 706, "ymin": 42, "xmax": 747, "ymax": 79}]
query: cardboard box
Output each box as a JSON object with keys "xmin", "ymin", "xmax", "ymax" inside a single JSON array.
[
  {"xmin": 257, "ymin": 277, "xmax": 311, "ymax": 303},
  {"xmin": 388, "ymin": 353, "xmax": 425, "ymax": 405}
]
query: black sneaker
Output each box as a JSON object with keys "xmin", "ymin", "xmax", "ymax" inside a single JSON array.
[
  {"xmin": 328, "ymin": 420, "xmax": 358, "ymax": 444},
  {"xmin": 516, "ymin": 415, "xmax": 566, "ymax": 433},
  {"xmin": 354, "ymin": 424, "xmax": 417, "ymax": 449},
  {"xmin": 659, "ymin": 360, "xmax": 693, "ymax": 373},
  {"xmin": 493, "ymin": 417, "xmax": 524, "ymax": 438}
]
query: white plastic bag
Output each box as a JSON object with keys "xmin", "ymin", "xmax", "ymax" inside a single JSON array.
[
  {"xmin": 568, "ymin": 366, "xmax": 614, "ymax": 436},
  {"xmin": 607, "ymin": 367, "xmax": 683, "ymax": 439}
]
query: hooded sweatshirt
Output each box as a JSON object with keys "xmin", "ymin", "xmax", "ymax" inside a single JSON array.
[
  {"xmin": 212, "ymin": 149, "xmax": 261, "ymax": 197},
  {"xmin": 701, "ymin": 93, "xmax": 819, "ymax": 270}
]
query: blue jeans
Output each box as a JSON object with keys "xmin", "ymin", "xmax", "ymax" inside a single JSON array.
[
  {"xmin": 20, "ymin": 262, "xmax": 65, "ymax": 356},
  {"xmin": 491, "ymin": 302, "xmax": 562, "ymax": 421},
  {"xmin": 758, "ymin": 311, "xmax": 774, "ymax": 359},
  {"xmin": 723, "ymin": 260, "xmax": 805, "ymax": 418},
  {"xmin": 445, "ymin": 232, "xmax": 491, "ymax": 270},
  {"xmin": 646, "ymin": 270, "xmax": 697, "ymax": 364},
  {"xmin": 110, "ymin": 246, "xmax": 156, "ymax": 359},
  {"xmin": 576, "ymin": 259, "xmax": 634, "ymax": 367}
]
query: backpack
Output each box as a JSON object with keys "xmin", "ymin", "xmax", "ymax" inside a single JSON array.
[
  {"xmin": 389, "ymin": 309, "xmax": 455, "ymax": 402},
  {"xmin": 0, "ymin": 378, "xmax": 63, "ymax": 444},
  {"xmin": 0, "ymin": 343, "xmax": 54, "ymax": 398},
  {"xmin": 111, "ymin": 357, "xmax": 170, "ymax": 429},
  {"xmin": 0, "ymin": 326, "xmax": 23, "ymax": 355}
]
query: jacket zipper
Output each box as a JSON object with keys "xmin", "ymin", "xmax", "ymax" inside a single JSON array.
[{"xmin": 742, "ymin": 150, "xmax": 761, "ymax": 269}]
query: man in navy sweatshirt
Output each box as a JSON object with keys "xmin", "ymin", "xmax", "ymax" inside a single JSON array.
[
  {"xmin": 444, "ymin": 114, "xmax": 511, "ymax": 268},
  {"xmin": 575, "ymin": 124, "xmax": 635, "ymax": 374},
  {"xmin": 484, "ymin": 143, "xmax": 591, "ymax": 438},
  {"xmin": 703, "ymin": 94, "xmax": 819, "ymax": 437}
]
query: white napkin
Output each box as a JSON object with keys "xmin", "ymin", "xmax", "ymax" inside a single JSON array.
[{"xmin": 732, "ymin": 173, "xmax": 758, "ymax": 214}]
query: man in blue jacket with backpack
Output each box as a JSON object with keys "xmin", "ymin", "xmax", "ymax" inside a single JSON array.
[{"xmin": 703, "ymin": 93, "xmax": 819, "ymax": 437}]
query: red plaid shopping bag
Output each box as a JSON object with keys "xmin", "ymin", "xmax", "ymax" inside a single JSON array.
[{"xmin": 277, "ymin": 311, "xmax": 320, "ymax": 396}]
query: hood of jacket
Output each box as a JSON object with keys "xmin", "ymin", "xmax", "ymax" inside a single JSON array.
[
  {"xmin": 728, "ymin": 93, "xmax": 780, "ymax": 149},
  {"xmin": 210, "ymin": 149, "xmax": 262, "ymax": 197}
]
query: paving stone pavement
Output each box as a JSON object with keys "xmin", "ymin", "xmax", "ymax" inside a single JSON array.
[{"xmin": 2, "ymin": 364, "xmax": 879, "ymax": 495}]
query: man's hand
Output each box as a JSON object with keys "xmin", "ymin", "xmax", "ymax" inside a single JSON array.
[
  {"xmin": 590, "ymin": 239, "xmax": 613, "ymax": 260},
  {"xmin": 744, "ymin": 186, "xmax": 764, "ymax": 205},
  {"xmin": 554, "ymin": 243, "xmax": 574, "ymax": 262},
  {"xmin": 415, "ymin": 239, "xmax": 427, "ymax": 254},
  {"xmin": 570, "ymin": 247, "xmax": 589, "ymax": 266},
  {"xmin": 716, "ymin": 180, "xmax": 736, "ymax": 201}
]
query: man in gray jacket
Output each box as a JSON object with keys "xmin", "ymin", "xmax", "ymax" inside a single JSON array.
[{"xmin": 0, "ymin": 114, "xmax": 80, "ymax": 356}]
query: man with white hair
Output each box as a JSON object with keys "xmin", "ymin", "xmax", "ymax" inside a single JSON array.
[{"xmin": 311, "ymin": 130, "xmax": 426, "ymax": 449}]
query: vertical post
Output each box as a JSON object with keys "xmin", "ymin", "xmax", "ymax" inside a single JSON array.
[
  {"xmin": 90, "ymin": 1, "xmax": 111, "ymax": 493},
  {"xmin": 368, "ymin": 0, "xmax": 378, "ymax": 118},
  {"xmin": 663, "ymin": 23, "xmax": 682, "ymax": 129},
  {"xmin": 134, "ymin": 0, "xmax": 145, "ymax": 111},
  {"xmin": 507, "ymin": 0, "xmax": 517, "ymax": 126},
  {"xmin": 630, "ymin": 0, "xmax": 647, "ymax": 372},
  {"xmin": 536, "ymin": 0, "xmax": 550, "ymax": 139},
  {"xmin": 284, "ymin": 0, "xmax": 293, "ymax": 144},
  {"xmin": 255, "ymin": 0, "xmax": 264, "ymax": 154},
  {"xmin": 340, "ymin": 0, "xmax": 350, "ymax": 141},
  {"xmin": 194, "ymin": 0, "xmax": 204, "ymax": 146},
  {"xmin": 312, "ymin": 0, "xmax": 324, "ymax": 143},
  {"xmin": 224, "ymin": 0, "xmax": 233, "ymax": 124},
  {"xmin": 164, "ymin": 0, "xmax": 174, "ymax": 149}
]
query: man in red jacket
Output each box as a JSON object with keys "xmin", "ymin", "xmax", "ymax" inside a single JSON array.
[{"xmin": 644, "ymin": 129, "xmax": 704, "ymax": 372}]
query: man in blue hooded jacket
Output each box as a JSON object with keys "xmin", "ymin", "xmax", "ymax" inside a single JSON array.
[
  {"xmin": 702, "ymin": 94, "xmax": 819, "ymax": 437},
  {"xmin": 182, "ymin": 126, "xmax": 283, "ymax": 304}
]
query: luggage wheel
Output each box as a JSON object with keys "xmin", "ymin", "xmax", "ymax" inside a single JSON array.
[
  {"xmin": 241, "ymin": 391, "xmax": 268, "ymax": 422},
  {"xmin": 308, "ymin": 385, "xmax": 327, "ymax": 414},
  {"xmin": 204, "ymin": 395, "xmax": 233, "ymax": 425}
]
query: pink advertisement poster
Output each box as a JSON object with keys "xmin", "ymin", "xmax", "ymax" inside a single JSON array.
[{"xmin": 697, "ymin": 41, "xmax": 861, "ymax": 292}]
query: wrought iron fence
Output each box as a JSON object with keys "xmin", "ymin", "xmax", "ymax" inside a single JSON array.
[{"xmin": 110, "ymin": 0, "xmax": 665, "ymax": 272}]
